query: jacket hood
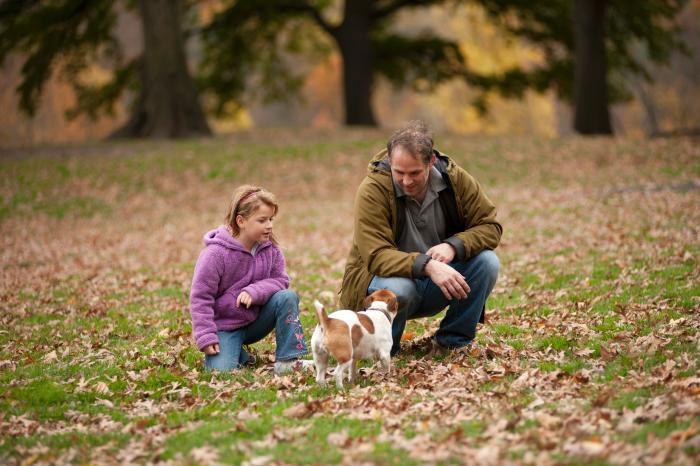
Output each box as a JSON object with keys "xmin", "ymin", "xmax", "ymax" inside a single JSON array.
[{"xmin": 203, "ymin": 226, "xmax": 270, "ymax": 252}]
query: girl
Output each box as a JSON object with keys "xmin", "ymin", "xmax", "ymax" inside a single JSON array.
[{"xmin": 189, "ymin": 185, "xmax": 311, "ymax": 374}]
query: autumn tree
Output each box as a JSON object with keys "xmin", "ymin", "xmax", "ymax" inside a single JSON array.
[
  {"xmin": 474, "ymin": 0, "xmax": 688, "ymax": 135},
  {"xmin": 199, "ymin": 0, "xmax": 467, "ymax": 126},
  {"xmin": 0, "ymin": 0, "xmax": 211, "ymax": 138}
]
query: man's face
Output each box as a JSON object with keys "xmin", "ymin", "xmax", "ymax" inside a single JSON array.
[{"xmin": 389, "ymin": 146, "xmax": 435, "ymax": 200}]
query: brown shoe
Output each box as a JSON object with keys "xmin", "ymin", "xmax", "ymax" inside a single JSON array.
[{"xmin": 427, "ymin": 337, "xmax": 478, "ymax": 358}]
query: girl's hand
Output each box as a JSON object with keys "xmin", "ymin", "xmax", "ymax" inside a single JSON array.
[
  {"xmin": 203, "ymin": 343, "xmax": 219, "ymax": 355},
  {"xmin": 237, "ymin": 291, "xmax": 253, "ymax": 308}
]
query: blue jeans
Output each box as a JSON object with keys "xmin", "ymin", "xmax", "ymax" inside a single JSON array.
[
  {"xmin": 368, "ymin": 250, "xmax": 500, "ymax": 355},
  {"xmin": 204, "ymin": 289, "xmax": 308, "ymax": 371}
]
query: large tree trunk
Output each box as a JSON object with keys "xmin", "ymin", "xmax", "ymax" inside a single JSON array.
[
  {"xmin": 112, "ymin": 0, "xmax": 210, "ymax": 138},
  {"xmin": 572, "ymin": 0, "xmax": 612, "ymax": 135},
  {"xmin": 334, "ymin": 0, "xmax": 376, "ymax": 126}
]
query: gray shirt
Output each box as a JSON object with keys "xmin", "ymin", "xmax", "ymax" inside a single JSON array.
[{"xmin": 394, "ymin": 166, "xmax": 448, "ymax": 253}]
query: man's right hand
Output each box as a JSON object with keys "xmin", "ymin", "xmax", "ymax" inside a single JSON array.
[
  {"xmin": 425, "ymin": 260, "xmax": 470, "ymax": 300},
  {"xmin": 203, "ymin": 343, "xmax": 220, "ymax": 355}
]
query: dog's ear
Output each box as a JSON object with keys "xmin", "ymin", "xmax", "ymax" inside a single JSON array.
[
  {"xmin": 363, "ymin": 294, "xmax": 373, "ymax": 309},
  {"xmin": 388, "ymin": 294, "xmax": 398, "ymax": 315}
]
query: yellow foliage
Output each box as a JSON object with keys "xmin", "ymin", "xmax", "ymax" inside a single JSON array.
[{"xmin": 375, "ymin": 4, "xmax": 557, "ymax": 136}]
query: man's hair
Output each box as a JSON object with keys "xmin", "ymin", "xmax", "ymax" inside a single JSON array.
[{"xmin": 386, "ymin": 120, "xmax": 434, "ymax": 164}]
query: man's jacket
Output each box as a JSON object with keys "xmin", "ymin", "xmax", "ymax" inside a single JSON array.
[{"xmin": 339, "ymin": 148, "xmax": 502, "ymax": 311}]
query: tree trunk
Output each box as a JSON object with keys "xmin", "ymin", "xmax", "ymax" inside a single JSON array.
[
  {"xmin": 572, "ymin": 0, "xmax": 612, "ymax": 135},
  {"xmin": 334, "ymin": 0, "xmax": 376, "ymax": 126},
  {"xmin": 112, "ymin": 0, "xmax": 210, "ymax": 138}
]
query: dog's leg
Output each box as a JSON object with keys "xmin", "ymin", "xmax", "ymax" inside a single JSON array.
[
  {"xmin": 379, "ymin": 353, "xmax": 391, "ymax": 376},
  {"xmin": 313, "ymin": 348, "xmax": 329, "ymax": 386},
  {"xmin": 349, "ymin": 359, "xmax": 358, "ymax": 385},
  {"xmin": 335, "ymin": 361, "xmax": 352, "ymax": 389}
]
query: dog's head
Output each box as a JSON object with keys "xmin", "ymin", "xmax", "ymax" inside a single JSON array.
[{"xmin": 363, "ymin": 289, "xmax": 399, "ymax": 317}]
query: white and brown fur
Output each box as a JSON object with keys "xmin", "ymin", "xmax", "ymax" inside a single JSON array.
[{"xmin": 311, "ymin": 289, "xmax": 399, "ymax": 388}]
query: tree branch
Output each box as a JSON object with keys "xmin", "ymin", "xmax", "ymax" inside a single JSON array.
[
  {"xmin": 372, "ymin": 0, "xmax": 444, "ymax": 20},
  {"xmin": 275, "ymin": 2, "xmax": 337, "ymax": 38},
  {"xmin": 303, "ymin": 5, "xmax": 337, "ymax": 37}
]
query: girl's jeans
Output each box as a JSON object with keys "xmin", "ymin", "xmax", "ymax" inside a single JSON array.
[
  {"xmin": 204, "ymin": 289, "xmax": 307, "ymax": 371},
  {"xmin": 368, "ymin": 250, "xmax": 500, "ymax": 355}
]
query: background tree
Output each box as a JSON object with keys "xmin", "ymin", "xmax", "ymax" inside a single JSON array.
[
  {"xmin": 475, "ymin": 0, "xmax": 688, "ymax": 134},
  {"xmin": 572, "ymin": 0, "xmax": 611, "ymax": 134},
  {"xmin": 0, "ymin": 0, "xmax": 210, "ymax": 138},
  {"xmin": 200, "ymin": 0, "xmax": 467, "ymax": 126}
]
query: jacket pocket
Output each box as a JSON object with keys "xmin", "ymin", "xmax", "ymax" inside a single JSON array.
[{"xmin": 213, "ymin": 289, "xmax": 241, "ymax": 318}]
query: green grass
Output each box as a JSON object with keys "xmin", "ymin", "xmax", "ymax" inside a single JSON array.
[
  {"xmin": 2, "ymin": 133, "xmax": 699, "ymax": 465},
  {"xmin": 609, "ymin": 388, "xmax": 653, "ymax": 410}
]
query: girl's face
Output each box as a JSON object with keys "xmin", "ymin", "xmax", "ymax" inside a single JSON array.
[{"xmin": 236, "ymin": 203, "xmax": 275, "ymax": 244}]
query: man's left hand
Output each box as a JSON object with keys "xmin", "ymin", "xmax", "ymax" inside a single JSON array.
[{"xmin": 426, "ymin": 243, "xmax": 455, "ymax": 263}]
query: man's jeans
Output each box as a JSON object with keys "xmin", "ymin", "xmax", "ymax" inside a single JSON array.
[
  {"xmin": 204, "ymin": 289, "xmax": 308, "ymax": 371},
  {"xmin": 368, "ymin": 250, "xmax": 500, "ymax": 355}
]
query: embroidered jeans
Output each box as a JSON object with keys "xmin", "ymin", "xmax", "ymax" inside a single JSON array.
[
  {"xmin": 368, "ymin": 250, "xmax": 500, "ymax": 355},
  {"xmin": 204, "ymin": 289, "xmax": 308, "ymax": 371}
]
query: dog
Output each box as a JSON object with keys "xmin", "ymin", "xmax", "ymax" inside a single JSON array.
[{"xmin": 311, "ymin": 289, "xmax": 398, "ymax": 388}]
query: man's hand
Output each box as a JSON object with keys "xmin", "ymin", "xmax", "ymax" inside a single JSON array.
[
  {"xmin": 425, "ymin": 259, "xmax": 470, "ymax": 300},
  {"xmin": 203, "ymin": 343, "xmax": 220, "ymax": 355},
  {"xmin": 237, "ymin": 291, "xmax": 253, "ymax": 308},
  {"xmin": 426, "ymin": 243, "xmax": 456, "ymax": 263}
]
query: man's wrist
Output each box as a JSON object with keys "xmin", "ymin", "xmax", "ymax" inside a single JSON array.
[
  {"xmin": 444, "ymin": 237, "xmax": 465, "ymax": 261},
  {"xmin": 413, "ymin": 253, "xmax": 433, "ymax": 278},
  {"xmin": 423, "ymin": 257, "xmax": 433, "ymax": 274}
]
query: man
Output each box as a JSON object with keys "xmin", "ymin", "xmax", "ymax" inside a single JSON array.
[{"xmin": 339, "ymin": 120, "xmax": 502, "ymax": 355}]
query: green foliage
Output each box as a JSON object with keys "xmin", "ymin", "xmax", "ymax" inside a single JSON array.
[
  {"xmin": 198, "ymin": 0, "xmax": 333, "ymax": 117},
  {"xmin": 373, "ymin": 33, "xmax": 467, "ymax": 91},
  {"xmin": 475, "ymin": 0, "xmax": 688, "ymax": 103},
  {"xmin": 0, "ymin": 0, "xmax": 120, "ymax": 117},
  {"xmin": 198, "ymin": 0, "xmax": 469, "ymax": 115},
  {"xmin": 65, "ymin": 59, "xmax": 139, "ymax": 120}
]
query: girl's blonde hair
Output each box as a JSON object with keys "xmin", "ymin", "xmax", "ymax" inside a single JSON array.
[{"xmin": 224, "ymin": 185, "xmax": 279, "ymax": 245}]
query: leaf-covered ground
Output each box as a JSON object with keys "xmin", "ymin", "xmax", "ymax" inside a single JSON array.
[{"xmin": 1, "ymin": 130, "xmax": 699, "ymax": 465}]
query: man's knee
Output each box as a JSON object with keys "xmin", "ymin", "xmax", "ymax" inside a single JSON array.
[
  {"xmin": 476, "ymin": 250, "xmax": 500, "ymax": 283},
  {"xmin": 370, "ymin": 277, "xmax": 418, "ymax": 311}
]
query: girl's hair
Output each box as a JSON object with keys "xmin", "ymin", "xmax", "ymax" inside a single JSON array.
[{"xmin": 224, "ymin": 185, "xmax": 279, "ymax": 245}]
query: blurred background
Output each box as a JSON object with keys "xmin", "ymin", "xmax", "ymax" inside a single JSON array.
[{"xmin": 1, "ymin": 0, "xmax": 698, "ymax": 145}]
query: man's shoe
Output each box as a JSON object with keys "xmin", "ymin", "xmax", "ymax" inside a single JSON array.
[
  {"xmin": 427, "ymin": 337, "xmax": 478, "ymax": 358},
  {"xmin": 273, "ymin": 359, "xmax": 315, "ymax": 376}
]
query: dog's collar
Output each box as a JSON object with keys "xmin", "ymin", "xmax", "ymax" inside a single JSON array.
[{"xmin": 365, "ymin": 306, "xmax": 393, "ymax": 323}]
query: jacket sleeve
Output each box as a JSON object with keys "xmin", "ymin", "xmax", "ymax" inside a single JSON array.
[
  {"xmin": 242, "ymin": 247, "xmax": 290, "ymax": 305},
  {"xmin": 354, "ymin": 177, "xmax": 419, "ymax": 278},
  {"xmin": 446, "ymin": 166, "xmax": 502, "ymax": 259},
  {"xmin": 189, "ymin": 247, "xmax": 222, "ymax": 351}
]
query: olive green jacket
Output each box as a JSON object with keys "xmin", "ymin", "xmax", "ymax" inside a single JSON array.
[{"xmin": 339, "ymin": 149, "xmax": 502, "ymax": 311}]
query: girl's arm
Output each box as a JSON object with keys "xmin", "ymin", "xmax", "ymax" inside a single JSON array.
[
  {"xmin": 189, "ymin": 248, "xmax": 223, "ymax": 351},
  {"xmin": 241, "ymin": 247, "xmax": 290, "ymax": 305}
]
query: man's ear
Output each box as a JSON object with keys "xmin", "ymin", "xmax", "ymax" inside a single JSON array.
[{"xmin": 429, "ymin": 153, "xmax": 437, "ymax": 168}]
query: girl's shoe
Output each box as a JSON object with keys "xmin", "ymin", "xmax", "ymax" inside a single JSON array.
[
  {"xmin": 240, "ymin": 346, "xmax": 258, "ymax": 367},
  {"xmin": 273, "ymin": 359, "xmax": 315, "ymax": 375}
]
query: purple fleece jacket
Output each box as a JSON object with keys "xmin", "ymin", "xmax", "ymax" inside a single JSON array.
[{"xmin": 189, "ymin": 226, "xmax": 290, "ymax": 351}]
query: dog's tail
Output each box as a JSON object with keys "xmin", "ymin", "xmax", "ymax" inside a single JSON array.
[{"xmin": 313, "ymin": 300, "xmax": 331, "ymax": 333}]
